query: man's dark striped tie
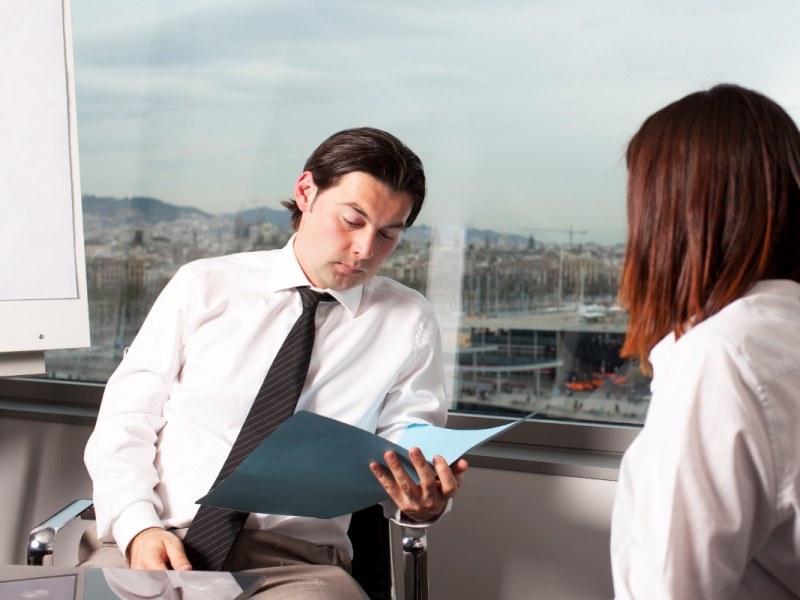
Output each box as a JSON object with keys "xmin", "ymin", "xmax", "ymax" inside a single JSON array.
[{"xmin": 182, "ymin": 287, "xmax": 332, "ymax": 571}]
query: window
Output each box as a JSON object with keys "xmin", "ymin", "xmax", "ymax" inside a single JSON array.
[{"xmin": 41, "ymin": 0, "xmax": 800, "ymax": 429}]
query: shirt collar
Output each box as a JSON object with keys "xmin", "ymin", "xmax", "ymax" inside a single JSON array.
[
  {"xmin": 268, "ymin": 234, "xmax": 363, "ymax": 316},
  {"xmin": 647, "ymin": 279, "xmax": 800, "ymax": 370},
  {"xmin": 648, "ymin": 331, "xmax": 676, "ymax": 370}
]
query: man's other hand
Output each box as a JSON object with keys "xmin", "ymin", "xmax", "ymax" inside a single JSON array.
[
  {"xmin": 370, "ymin": 448, "xmax": 468, "ymax": 523},
  {"xmin": 127, "ymin": 527, "xmax": 192, "ymax": 571}
]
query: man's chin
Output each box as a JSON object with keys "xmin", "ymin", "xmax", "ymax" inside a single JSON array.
[{"xmin": 328, "ymin": 272, "xmax": 369, "ymax": 291}]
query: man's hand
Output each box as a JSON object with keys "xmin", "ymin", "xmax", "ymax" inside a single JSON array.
[
  {"xmin": 127, "ymin": 527, "xmax": 192, "ymax": 571},
  {"xmin": 370, "ymin": 448, "xmax": 468, "ymax": 523}
]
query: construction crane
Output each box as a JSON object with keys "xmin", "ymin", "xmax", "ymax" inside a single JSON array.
[{"xmin": 524, "ymin": 226, "xmax": 588, "ymax": 247}]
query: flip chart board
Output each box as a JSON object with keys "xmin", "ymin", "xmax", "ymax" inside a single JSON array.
[{"xmin": 0, "ymin": 0, "xmax": 89, "ymax": 374}]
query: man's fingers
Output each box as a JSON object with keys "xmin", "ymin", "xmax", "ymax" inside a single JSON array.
[
  {"xmin": 409, "ymin": 448, "xmax": 439, "ymax": 493},
  {"xmin": 452, "ymin": 458, "xmax": 469, "ymax": 475},
  {"xmin": 431, "ymin": 456, "xmax": 460, "ymax": 497},
  {"xmin": 370, "ymin": 461, "xmax": 401, "ymax": 498},
  {"xmin": 167, "ymin": 539, "xmax": 192, "ymax": 571},
  {"xmin": 384, "ymin": 450, "xmax": 422, "ymax": 498},
  {"xmin": 128, "ymin": 527, "xmax": 193, "ymax": 571},
  {"xmin": 372, "ymin": 449, "xmax": 470, "ymax": 523}
]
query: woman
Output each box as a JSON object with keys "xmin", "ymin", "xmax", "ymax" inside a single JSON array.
[{"xmin": 611, "ymin": 84, "xmax": 800, "ymax": 599}]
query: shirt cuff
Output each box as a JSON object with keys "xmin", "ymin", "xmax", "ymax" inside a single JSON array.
[
  {"xmin": 111, "ymin": 501, "xmax": 165, "ymax": 557},
  {"xmin": 382, "ymin": 498, "xmax": 453, "ymax": 528}
]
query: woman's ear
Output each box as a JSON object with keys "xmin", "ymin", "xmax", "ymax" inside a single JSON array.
[{"xmin": 294, "ymin": 171, "xmax": 318, "ymax": 213}]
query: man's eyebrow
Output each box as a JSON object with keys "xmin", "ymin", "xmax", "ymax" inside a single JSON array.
[
  {"xmin": 345, "ymin": 203, "xmax": 407, "ymax": 230},
  {"xmin": 382, "ymin": 222, "xmax": 407, "ymax": 231}
]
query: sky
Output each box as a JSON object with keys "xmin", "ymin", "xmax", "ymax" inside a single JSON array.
[{"xmin": 68, "ymin": 0, "xmax": 800, "ymax": 245}]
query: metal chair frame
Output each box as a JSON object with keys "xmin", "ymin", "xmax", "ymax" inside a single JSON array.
[{"xmin": 28, "ymin": 499, "xmax": 428, "ymax": 600}]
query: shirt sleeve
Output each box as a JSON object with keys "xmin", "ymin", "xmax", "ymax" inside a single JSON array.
[
  {"xmin": 375, "ymin": 304, "xmax": 448, "ymax": 443},
  {"xmin": 610, "ymin": 332, "xmax": 777, "ymax": 599},
  {"xmin": 83, "ymin": 265, "xmax": 195, "ymax": 554}
]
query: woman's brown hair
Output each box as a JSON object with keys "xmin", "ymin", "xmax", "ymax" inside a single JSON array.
[{"xmin": 619, "ymin": 84, "xmax": 800, "ymax": 370}]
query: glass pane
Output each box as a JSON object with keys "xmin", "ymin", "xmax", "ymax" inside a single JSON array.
[{"xmin": 44, "ymin": 0, "xmax": 800, "ymax": 427}]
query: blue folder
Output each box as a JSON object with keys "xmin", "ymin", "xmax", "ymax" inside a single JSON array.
[{"xmin": 198, "ymin": 410, "xmax": 533, "ymax": 519}]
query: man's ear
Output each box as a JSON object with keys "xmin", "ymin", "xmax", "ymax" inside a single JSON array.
[{"xmin": 294, "ymin": 171, "xmax": 318, "ymax": 213}]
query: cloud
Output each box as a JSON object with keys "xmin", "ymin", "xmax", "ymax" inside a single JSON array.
[{"xmin": 70, "ymin": 0, "xmax": 800, "ymax": 244}]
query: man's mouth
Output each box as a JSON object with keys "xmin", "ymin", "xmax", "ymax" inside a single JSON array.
[{"xmin": 338, "ymin": 263, "xmax": 364, "ymax": 276}]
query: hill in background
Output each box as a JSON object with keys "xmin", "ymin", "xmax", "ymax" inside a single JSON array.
[
  {"xmin": 83, "ymin": 195, "xmax": 211, "ymax": 222},
  {"xmin": 81, "ymin": 194, "xmax": 534, "ymax": 246}
]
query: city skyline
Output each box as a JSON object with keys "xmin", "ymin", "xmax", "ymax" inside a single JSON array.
[
  {"xmin": 51, "ymin": 195, "xmax": 639, "ymax": 425},
  {"xmin": 80, "ymin": 192, "xmax": 622, "ymax": 251}
]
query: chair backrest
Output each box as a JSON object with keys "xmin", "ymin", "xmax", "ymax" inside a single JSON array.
[{"xmin": 348, "ymin": 504, "xmax": 392, "ymax": 600}]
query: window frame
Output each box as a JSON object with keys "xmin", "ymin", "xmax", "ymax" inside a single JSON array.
[{"xmin": 0, "ymin": 377, "xmax": 638, "ymax": 481}]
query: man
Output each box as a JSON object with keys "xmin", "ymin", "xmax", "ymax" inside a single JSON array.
[{"xmin": 82, "ymin": 127, "xmax": 468, "ymax": 598}]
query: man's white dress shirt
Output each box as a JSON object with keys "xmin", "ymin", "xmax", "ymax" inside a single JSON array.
[
  {"xmin": 84, "ymin": 237, "xmax": 447, "ymax": 558},
  {"xmin": 611, "ymin": 280, "xmax": 800, "ymax": 599}
]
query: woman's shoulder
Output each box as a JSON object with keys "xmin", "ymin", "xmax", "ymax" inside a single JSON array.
[{"xmin": 686, "ymin": 280, "xmax": 800, "ymax": 378}]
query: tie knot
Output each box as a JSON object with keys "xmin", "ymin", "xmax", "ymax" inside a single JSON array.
[{"xmin": 297, "ymin": 287, "xmax": 334, "ymax": 311}]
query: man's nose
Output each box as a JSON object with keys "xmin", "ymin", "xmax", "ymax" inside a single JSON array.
[{"xmin": 352, "ymin": 230, "xmax": 375, "ymax": 260}]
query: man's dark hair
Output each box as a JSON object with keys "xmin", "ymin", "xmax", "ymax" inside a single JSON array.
[{"xmin": 282, "ymin": 127, "xmax": 426, "ymax": 230}]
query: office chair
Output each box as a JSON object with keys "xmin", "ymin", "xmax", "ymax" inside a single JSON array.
[{"xmin": 28, "ymin": 499, "xmax": 428, "ymax": 600}]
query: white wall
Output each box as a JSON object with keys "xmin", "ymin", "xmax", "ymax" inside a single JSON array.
[
  {"xmin": 0, "ymin": 417, "xmax": 92, "ymax": 566},
  {"xmin": 429, "ymin": 467, "xmax": 617, "ymax": 600},
  {"xmin": 0, "ymin": 416, "xmax": 618, "ymax": 599}
]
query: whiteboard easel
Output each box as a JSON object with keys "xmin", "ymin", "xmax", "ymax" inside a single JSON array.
[{"xmin": 0, "ymin": 0, "xmax": 90, "ymax": 375}]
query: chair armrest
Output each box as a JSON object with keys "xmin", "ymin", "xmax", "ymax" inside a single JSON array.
[
  {"xmin": 28, "ymin": 498, "xmax": 94, "ymax": 566},
  {"xmin": 27, "ymin": 499, "xmax": 428, "ymax": 599},
  {"xmin": 401, "ymin": 526, "xmax": 428, "ymax": 600}
]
